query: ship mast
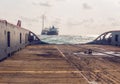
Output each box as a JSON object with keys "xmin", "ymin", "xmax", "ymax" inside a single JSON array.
[{"xmin": 42, "ymin": 15, "xmax": 45, "ymax": 30}]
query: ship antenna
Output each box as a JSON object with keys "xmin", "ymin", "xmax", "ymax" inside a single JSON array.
[{"xmin": 42, "ymin": 15, "xmax": 45, "ymax": 30}]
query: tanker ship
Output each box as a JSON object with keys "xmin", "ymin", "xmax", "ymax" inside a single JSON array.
[
  {"xmin": 41, "ymin": 15, "xmax": 59, "ymax": 35},
  {"xmin": 41, "ymin": 26, "xmax": 59, "ymax": 35}
]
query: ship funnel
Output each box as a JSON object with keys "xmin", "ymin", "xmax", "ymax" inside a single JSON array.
[{"xmin": 17, "ymin": 20, "xmax": 21, "ymax": 27}]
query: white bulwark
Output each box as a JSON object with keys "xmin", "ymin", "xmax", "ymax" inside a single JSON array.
[
  {"xmin": 90, "ymin": 31, "xmax": 120, "ymax": 46},
  {"xmin": 0, "ymin": 20, "xmax": 41, "ymax": 61}
]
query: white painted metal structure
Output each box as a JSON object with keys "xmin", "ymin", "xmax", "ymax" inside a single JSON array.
[
  {"xmin": 90, "ymin": 31, "xmax": 120, "ymax": 46},
  {"xmin": 0, "ymin": 20, "xmax": 41, "ymax": 61}
]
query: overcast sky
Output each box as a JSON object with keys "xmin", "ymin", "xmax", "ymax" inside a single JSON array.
[{"xmin": 0, "ymin": 0, "xmax": 120, "ymax": 36}]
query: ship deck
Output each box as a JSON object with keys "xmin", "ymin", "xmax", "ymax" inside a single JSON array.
[{"xmin": 0, "ymin": 44, "xmax": 120, "ymax": 84}]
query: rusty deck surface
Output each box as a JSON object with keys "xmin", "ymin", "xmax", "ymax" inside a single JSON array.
[{"xmin": 0, "ymin": 44, "xmax": 120, "ymax": 84}]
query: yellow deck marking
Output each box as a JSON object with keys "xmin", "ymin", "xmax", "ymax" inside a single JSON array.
[{"xmin": 0, "ymin": 71, "xmax": 81, "ymax": 74}]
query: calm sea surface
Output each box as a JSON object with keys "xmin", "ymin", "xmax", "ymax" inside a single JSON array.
[{"xmin": 38, "ymin": 35, "xmax": 96, "ymax": 44}]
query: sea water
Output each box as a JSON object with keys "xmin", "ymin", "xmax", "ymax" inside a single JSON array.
[{"xmin": 39, "ymin": 35, "xmax": 96, "ymax": 44}]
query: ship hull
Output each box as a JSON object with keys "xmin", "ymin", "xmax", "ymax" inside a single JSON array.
[{"xmin": 47, "ymin": 31, "xmax": 58, "ymax": 35}]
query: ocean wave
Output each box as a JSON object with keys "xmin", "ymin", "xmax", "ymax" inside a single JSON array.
[{"xmin": 38, "ymin": 35, "xmax": 96, "ymax": 44}]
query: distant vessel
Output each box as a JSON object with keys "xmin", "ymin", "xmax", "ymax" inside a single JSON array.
[
  {"xmin": 41, "ymin": 26, "xmax": 59, "ymax": 35},
  {"xmin": 41, "ymin": 15, "xmax": 59, "ymax": 35}
]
